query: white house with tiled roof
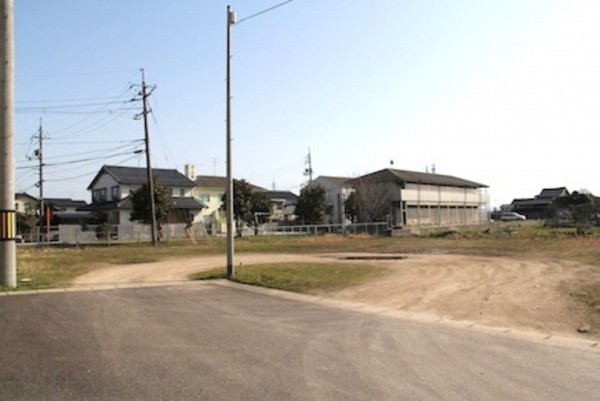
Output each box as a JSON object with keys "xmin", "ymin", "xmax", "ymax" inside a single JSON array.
[{"xmin": 84, "ymin": 165, "xmax": 205, "ymax": 226}]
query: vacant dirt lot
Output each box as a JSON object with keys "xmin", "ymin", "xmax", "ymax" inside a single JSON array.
[{"xmin": 73, "ymin": 252, "xmax": 600, "ymax": 340}]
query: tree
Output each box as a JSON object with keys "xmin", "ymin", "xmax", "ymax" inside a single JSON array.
[
  {"xmin": 347, "ymin": 180, "xmax": 391, "ymax": 223},
  {"xmin": 129, "ymin": 177, "xmax": 172, "ymax": 228},
  {"xmin": 222, "ymin": 179, "xmax": 271, "ymax": 235},
  {"xmin": 16, "ymin": 206, "xmax": 38, "ymax": 241},
  {"xmin": 344, "ymin": 191, "xmax": 359, "ymax": 223},
  {"xmin": 545, "ymin": 191, "xmax": 600, "ymax": 233},
  {"xmin": 295, "ymin": 184, "xmax": 327, "ymax": 224}
]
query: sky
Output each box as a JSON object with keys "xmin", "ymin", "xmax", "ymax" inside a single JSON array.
[{"xmin": 12, "ymin": 0, "xmax": 600, "ymax": 207}]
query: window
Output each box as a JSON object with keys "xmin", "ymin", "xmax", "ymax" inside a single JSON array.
[
  {"xmin": 199, "ymin": 193, "xmax": 210, "ymax": 202},
  {"xmin": 111, "ymin": 186, "xmax": 120, "ymax": 200},
  {"xmin": 180, "ymin": 188, "xmax": 185, "ymax": 197},
  {"xmin": 92, "ymin": 188, "xmax": 107, "ymax": 203}
]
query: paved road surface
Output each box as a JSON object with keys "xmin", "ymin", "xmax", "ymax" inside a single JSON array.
[{"xmin": 1, "ymin": 282, "xmax": 598, "ymax": 401}]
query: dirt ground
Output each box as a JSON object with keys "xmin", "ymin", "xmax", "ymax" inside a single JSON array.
[{"xmin": 73, "ymin": 252, "xmax": 600, "ymax": 340}]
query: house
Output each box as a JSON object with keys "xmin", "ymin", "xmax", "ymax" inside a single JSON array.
[
  {"xmin": 191, "ymin": 175, "xmax": 228, "ymax": 231},
  {"xmin": 265, "ymin": 190, "xmax": 298, "ymax": 222},
  {"xmin": 312, "ymin": 176, "xmax": 353, "ymax": 224},
  {"xmin": 190, "ymin": 170, "xmax": 265, "ymax": 232},
  {"xmin": 509, "ymin": 187, "xmax": 570, "ymax": 219},
  {"xmin": 83, "ymin": 165, "xmax": 205, "ymax": 226},
  {"xmin": 349, "ymin": 168, "xmax": 489, "ymax": 232},
  {"xmin": 44, "ymin": 198, "xmax": 95, "ymax": 225},
  {"xmin": 15, "ymin": 192, "xmax": 38, "ymax": 214}
]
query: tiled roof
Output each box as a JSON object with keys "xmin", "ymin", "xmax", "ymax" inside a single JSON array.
[
  {"xmin": 510, "ymin": 198, "xmax": 552, "ymax": 207},
  {"xmin": 314, "ymin": 176, "xmax": 352, "ymax": 186},
  {"xmin": 81, "ymin": 196, "xmax": 206, "ymax": 212},
  {"xmin": 194, "ymin": 175, "xmax": 228, "ymax": 189},
  {"xmin": 537, "ymin": 187, "xmax": 569, "ymax": 199},
  {"xmin": 171, "ymin": 197, "xmax": 207, "ymax": 210},
  {"xmin": 44, "ymin": 198, "xmax": 88, "ymax": 209},
  {"xmin": 265, "ymin": 191, "xmax": 299, "ymax": 203},
  {"xmin": 353, "ymin": 168, "xmax": 487, "ymax": 188},
  {"xmin": 87, "ymin": 165, "xmax": 195, "ymax": 190},
  {"xmin": 194, "ymin": 176, "xmax": 265, "ymax": 191}
]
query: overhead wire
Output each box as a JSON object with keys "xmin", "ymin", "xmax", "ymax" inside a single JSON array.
[
  {"xmin": 47, "ymin": 84, "xmax": 137, "ymax": 138},
  {"xmin": 41, "ymin": 140, "xmax": 142, "ymax": 161},
  {"xmin": 149, "ymin": 95, "xmax": 176, "ymax": 168}
]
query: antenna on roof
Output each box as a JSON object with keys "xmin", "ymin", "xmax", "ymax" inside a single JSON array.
[{"xmin": 432, "ymin": 164, "xmax": 436, "ymax": 174}]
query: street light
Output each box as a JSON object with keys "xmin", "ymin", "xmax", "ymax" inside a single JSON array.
[{"xmin": 225, "ymin": 1, "xmax": 292, "ymax": 279}]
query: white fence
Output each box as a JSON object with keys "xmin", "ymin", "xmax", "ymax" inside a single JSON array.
[
  {"xmin": 259, "ymin": 222, "xmax": 390, "ymax": 236},
  {"xmin": 18, "ymin": 221, "xmax": 392, "ymax": 245},
  {"xmin": 19, "ymin": 223, "xmax": 209, "ymax": 245}
]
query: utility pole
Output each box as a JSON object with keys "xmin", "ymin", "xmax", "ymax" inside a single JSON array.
[
  {"xmin": 140, "ymin": 69, "xmax": 158, "ymax": 246},
  {"xmin": 37, "ymin": 119, "xmax": 45, "ymax": 244},
  {"xmin": 225, "ymin": 1, "xmax": 293, "ymax": 279},
  {"xmin": 0, "ymin": 0, "xmax": 16, "ymax": 287},
  {"xmin": 304, "ymin": 148, "xmax": 313, "ymax": 183},
  {"xmin": 226, "ymin": 5, "xmax": 236, "ymax": 278}
]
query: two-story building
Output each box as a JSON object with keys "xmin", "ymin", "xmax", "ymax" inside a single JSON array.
[
  {"xmin": 84, "ymin": 165, "xmax": 205, "ymax": 226},
  {"xmin": 348, "ymin": 168, "xmax": 489, "ymax": 232},
  {"xmin": 191, "ymin": 175, "xmax": 228, "ymax": 232},
  {"xmin": 265, "ymin": 190, "xmax": 298, "ymax": 222},
  {"xmin": 312, "ymin": 176, "xmax": 353, "ymax": 224}
]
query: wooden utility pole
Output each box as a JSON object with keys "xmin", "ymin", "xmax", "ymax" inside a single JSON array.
[
  {"xmin": 141, "ymin": 69, "xmax": 158, "ymax": 246},
  {"xmin": 0, "ymin": 0, "xmax": 16, "ymax": 287}
]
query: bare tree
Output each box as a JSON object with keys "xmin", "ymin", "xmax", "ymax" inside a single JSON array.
[{"xmin": 347, "ymin": 180, "xmax": 392, "ymax": 223}]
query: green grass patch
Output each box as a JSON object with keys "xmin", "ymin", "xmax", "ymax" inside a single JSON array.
[
  {"xmin": 191, "ymin": 262, "xmax": 389, "ymax": 294},
  {"xmin": 6, "ymin": 223, "xmax": 600, "ymax": 291}
]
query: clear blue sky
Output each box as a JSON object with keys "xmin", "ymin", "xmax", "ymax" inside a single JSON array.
[{"xmin": 13, "ymin": 1, "xmax": 600, "ymax": 207}]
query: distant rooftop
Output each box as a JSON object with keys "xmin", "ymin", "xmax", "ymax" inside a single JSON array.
[
  {"xmin": 353, "ymin": 168, "xmax": 487, "ymax": 188},
  {"xmin": 88, "ymin": 165, "xmax": 195, "ymax": 190}
]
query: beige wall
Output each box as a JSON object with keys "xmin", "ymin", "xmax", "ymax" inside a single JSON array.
[{"xmin": 402, "ymin": 183, "xmax": 489, "ymax": 205}]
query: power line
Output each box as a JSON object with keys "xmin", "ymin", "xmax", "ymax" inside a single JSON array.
[
  {"xmin": 236, "ymin": 0, "xmax": 293, "ymax": 25},
  {"xmin": 149, "ymin": 96, "xmax": 175, "ymax": 168},
  {"xmin": 16, "ymin": 149, "xmax": 142, "ymax": 170},
  {"xmin": 16, "ymin": 100, "xmax": 132, "ymax": 111},
  {"xmin": 41, "ymin": 141, "xmax": 141, "ymax": 161},
  {"xmin": 48, "ymin": 85, "xmax": 136, "ymax": 137},
  {"xmin": 16, "ymin": 107, "xmax": 138, "ymax": 115},
  {"xmin": 16, "ymin": 95, "xmax": 135, "ymax": 104}
]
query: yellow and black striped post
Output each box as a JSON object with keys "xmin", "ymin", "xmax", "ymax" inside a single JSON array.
[{"xmin": 0, "ymin": 209, "xmax": 16, "ymax": 241}]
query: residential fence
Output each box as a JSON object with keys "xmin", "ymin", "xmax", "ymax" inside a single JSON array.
[
  {"xmin": 18, "ymin": 223, "xmax": 210, "ymax": 245},
  {"xmin": 17, "ymin": 221, "xmax": 392, "ymax": 245},
  {"xmin": 259, "ymin": 222, "xmax": 391, "ymax": 236}
]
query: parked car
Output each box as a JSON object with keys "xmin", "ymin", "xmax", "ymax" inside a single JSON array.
[{"xmin": 500, "ymin": 212, "xmax": 526, "ymax": 221}]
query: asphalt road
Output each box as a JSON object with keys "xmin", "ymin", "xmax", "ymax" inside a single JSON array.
[{"xmin": 1, "ymin": 282, "xmax": 598, "ymax": 401}]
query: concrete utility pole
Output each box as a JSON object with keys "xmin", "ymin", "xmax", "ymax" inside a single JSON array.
[
  {"xmin": 0, "ymin": 0, "xmax": 16, "ymax": 287},
  {"xmin": 304, "ymin": 148, "xmax": 313, "ymax": 183},
  {"xmin": 37, "ymin": 119, "xmax": 45, "ymax": 244},
  {"xmin": 226, "ymin": 5, "xmax": 235, "ymax": 278},
  {"xmin": 140, "ymin": 69, "xmax": 158, "ymax": 246},
  {"xmin": 225, "ymin": 1, "xmax": 292, "ymax": 279}
]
